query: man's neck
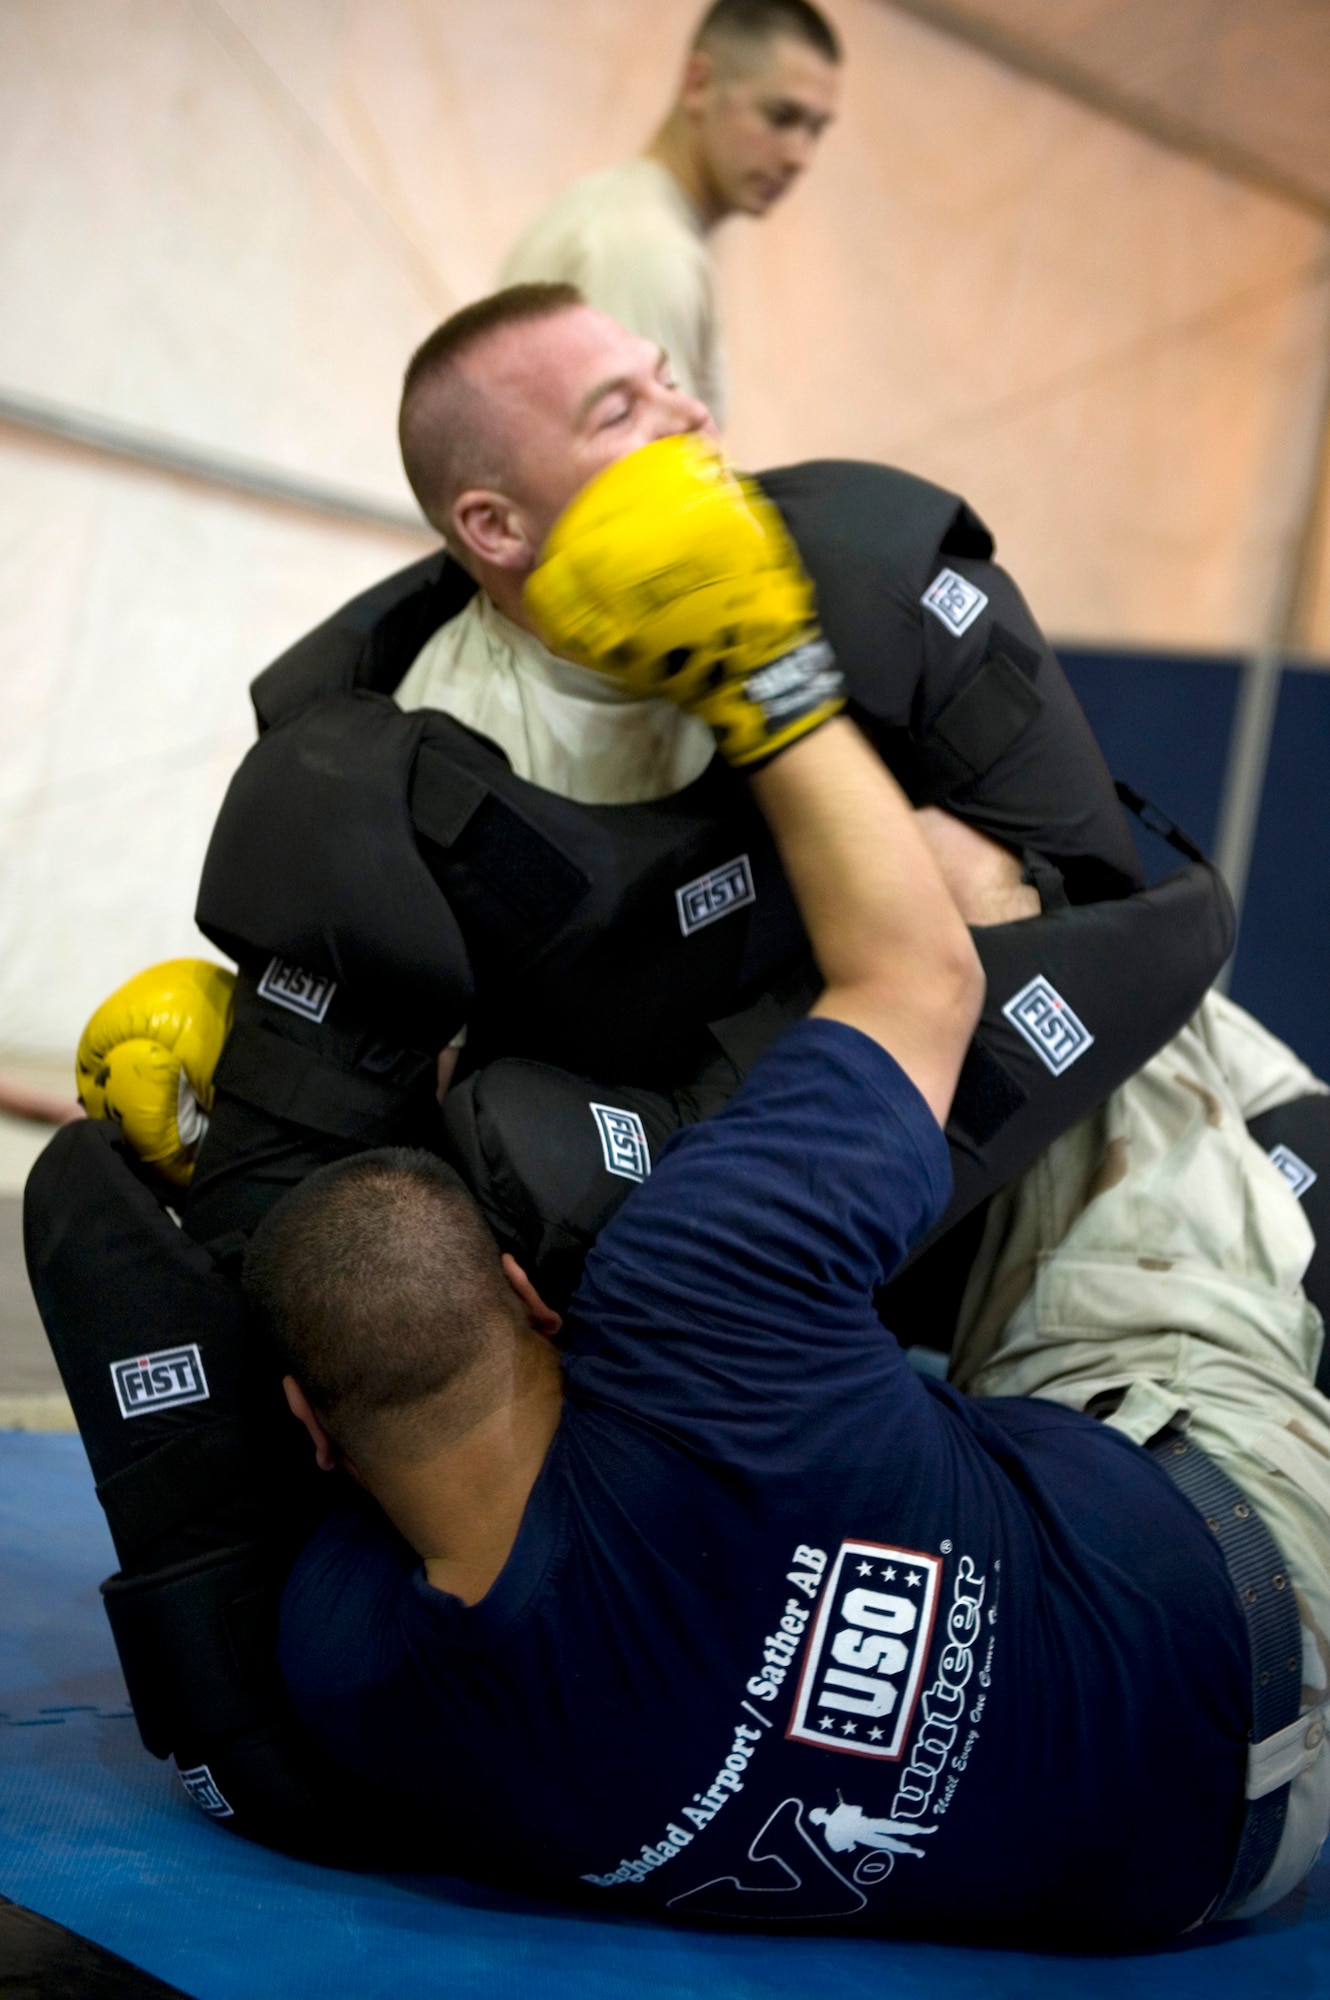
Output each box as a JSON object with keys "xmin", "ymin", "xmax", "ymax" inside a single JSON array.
[
  {"xmin": 645, "ymin": 116, "xmax": 727, "ymax": 232},
  {"xmin": 480, "ymin": 566, "xmax": 539, "ymax": 632},
  {"xmin": 365, "ymin": 1332, "xmax": 564, "ymax": 1606}
]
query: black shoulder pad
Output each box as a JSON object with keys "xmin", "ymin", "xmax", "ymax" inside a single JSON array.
[
  {"xmin": 756, "ymin": 461, "xmax": 1141, "ymax": 896},
  {"xmin": 250, "ymin": 549, "xmax": 475, "ymax": 731},
  {"xmin": 939, "ymin": 500, "xmax": 996, "ymax": 560},
  {"xmin": 754, "ymin": 461, "xmax": 997, "ymax": 745},
  {"xmin": 756, "ymin": 459, "xmax": 994, "ymax": 601},
  {"xmin": 443, "ymin": 1059, "xmax": 689, "ymax": 1309},
  {"xmin": 197, "ymin": 693, "xmax": 473, "ymax": 1053}
]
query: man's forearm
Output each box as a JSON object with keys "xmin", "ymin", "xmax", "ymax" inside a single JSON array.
[{"xmin": 748, "ymin": 719, "xmax": 984, "ymax": 1124}]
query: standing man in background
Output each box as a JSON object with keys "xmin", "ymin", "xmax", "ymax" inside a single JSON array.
[{"xmin": 499, "ymin": 0, "xmax": 842, "ymax": 427}]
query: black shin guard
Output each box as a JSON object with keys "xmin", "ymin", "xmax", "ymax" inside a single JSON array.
[{"xmin": 23, "ymin": 1120, "xmax": 437, "ymax": 1865}]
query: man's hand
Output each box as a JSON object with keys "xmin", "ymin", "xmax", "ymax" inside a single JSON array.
[
  {"xmin": 436, "ymin": 1045, "xmax": 461, "ymax": 1103},
  {"xmin": 749, "ymin": 721, "xmax": 985, "ymax": 1127},
  {"xmin": 915, "ymin": 808, "xmax": 1041, "ymax": 927},
  {"xmin": 523, "ymin": 434, "xmax": 844, "ymax": 766},
  {"xmin": 76, "ymin": 958, "xmax": 236, "ymax": 1185}
]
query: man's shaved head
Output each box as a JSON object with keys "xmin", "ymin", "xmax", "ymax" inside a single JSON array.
[
  {"xmin": 399, "ymin": 282, "xmax": 585, "ymax": 536},
  {"xmin": 394, "ymin": 290, "xmax": 716, "ymax": 619},
  {"xmin": 693, "ymin": 0, "xmax": 841, "ymax": 75},
  {"xmin": 245, "ymin": 1147, "xmax": 519, "ymax": 1468}
]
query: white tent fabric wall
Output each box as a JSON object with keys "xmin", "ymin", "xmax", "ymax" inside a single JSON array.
[
  {"xmin": 1, "ymin": 0, "xmax": 1327, "ymax": 1059},
  {"xmin": 717, "ymin": 2, "xmax": 1330, "ymax": 648},
  {"xmin": 891, "ymin": 0, "xmax": 1330, "ymax": 214}
]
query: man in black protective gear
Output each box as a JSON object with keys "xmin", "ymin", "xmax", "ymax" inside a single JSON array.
[
  {"xmin": 24, "ymin": 283, "xmax": 1330, "ymax": 1890},
  {"xmin": 182, "ymin": 282, "xmax": 1232, "ymax": 1356}
]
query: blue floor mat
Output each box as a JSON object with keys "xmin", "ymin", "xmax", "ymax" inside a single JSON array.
[{"xmin": 4, "ymin": 1430, "xmax": 1330, "ymax": 2000}]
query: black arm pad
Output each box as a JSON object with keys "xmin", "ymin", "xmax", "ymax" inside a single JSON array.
[
  {"xmin": 448, "ymin": 858, "xmax": 1233, "ymax": 1316},
  {"xmin": 443, "ymin": 1061, "xmax": 694, "ymax": 1309},
  {"xmin": 909, "ymin": 856, "xmax": 1234, "ymax": 1267},
  {"xmin": 441, "ymin": 968, "xmax": 823, "ymax": 1304}
]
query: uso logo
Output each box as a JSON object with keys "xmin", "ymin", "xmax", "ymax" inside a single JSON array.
[{"xmin": 787, "ymin": 1541, "xmax": 941, "ymax": 1760}]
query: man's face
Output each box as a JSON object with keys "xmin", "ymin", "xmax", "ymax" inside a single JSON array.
[
  {"xmin": 456, "ymin": 305, "xmax": 719, "ymax": 566},
  {"xmin": 692, "ymin": 35, "xmax": 840, "ymax": 218}
]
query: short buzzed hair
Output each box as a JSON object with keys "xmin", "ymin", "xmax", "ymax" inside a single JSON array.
[
  {"xmin": 245, "ymin": 1148, "xmax": 519, "ymax": 1464},
  {"xmin": 693, "ymin": 0, "xmax": 841, "ymax": 69},
  {"xmin": 399, "ymin": 282, "xmax": 584, "ymax": 533}
]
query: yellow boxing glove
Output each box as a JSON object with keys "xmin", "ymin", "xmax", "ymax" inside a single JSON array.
[
  {"xmin": 524, "ymin": 434, "xmax": 845, "ymax": 767},
  {"xmin": 76, "ymin": 959, "xmax": 236, "ymax": 1186}
]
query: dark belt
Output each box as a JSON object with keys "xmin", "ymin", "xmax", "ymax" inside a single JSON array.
[{"xmin": 1148, "ymin": 1431, "xmax": 1304, "ymax": 1917}]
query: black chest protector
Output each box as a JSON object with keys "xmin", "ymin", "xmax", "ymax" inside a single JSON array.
[
  {"xmin": 193, "ymin": 460, "xmax": 1148, "ymax": 1121},
  {"xmin": 200, "ymin": 697, "xmax": 805, "ymax": 1085},
  {"xmin": 189, "ymin": 457, "xmax": 1231, "ymax": 1275}
]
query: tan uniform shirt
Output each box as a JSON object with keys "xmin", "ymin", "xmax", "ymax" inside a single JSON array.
[{"xmin": 500, "ymin": 158, "xmax": 728, "ymax": 425}]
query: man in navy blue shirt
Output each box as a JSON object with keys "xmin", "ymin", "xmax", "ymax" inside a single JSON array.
[{"xmin": 246, "ymin": 437, "xmax": 1281, "ymax": 1943}]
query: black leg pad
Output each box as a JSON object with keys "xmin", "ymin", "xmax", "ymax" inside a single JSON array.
[
  {"xmin": 100, "ymin": 1542, "xmax": 445, "ymax": 1866},
  {"xmin": 1247, "ymin": 1094, "xmax": 1330, "ymax": 1395}
]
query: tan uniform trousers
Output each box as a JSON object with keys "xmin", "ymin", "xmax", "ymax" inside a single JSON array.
[{"xmin": 952, "ymin": 992, "xmax": 1330, "ymax": 1918}]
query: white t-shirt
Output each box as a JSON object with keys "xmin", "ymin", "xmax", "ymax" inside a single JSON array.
[
  {"xmin": 500, "ymin": 158, "xmax": 728, "ymax": 426},
  {"xmin": 394, "ymin": 589, "xmax": 715, "ymax": 806}
]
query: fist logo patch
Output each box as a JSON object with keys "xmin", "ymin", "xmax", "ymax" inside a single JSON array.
[
  {"xmin": 258, "ymin": 956, "xmax": 336, "ymax": 1024},
  {"xmin": 591, "ymin": 1103, "xmax": 651, "ymax": 1182},
  {"xmin": 676, "ymin": 855, "xmax": 756, "ymax": 937},
  {"xmin": 110, "ymin": 1344, "xmax": 209, "ymax": 1420},
  {"xmin": 1002, "ymin": 975, "xmax": 1093, "ymax": 1077},
  {"xmin": 921, "ymin": 568, "xmax": 988, "ymax": 638},
  {"xmin": 1269, "ymin": 1144, "xmax": 1318, "ymax": 1200},
  {"xmin": 178, "ymin": 1764, "xmax": 234, "ymax": 1818}
]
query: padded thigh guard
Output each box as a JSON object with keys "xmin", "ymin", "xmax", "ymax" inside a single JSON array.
[
  {"xmin": 23, "ymin": 1119, "xmax": 443, "ymax": 1866},
  {"xmin": 24, "ymin": 1121, "xmax": 309, "ymax": 1575},
  {"xmin": 1245, "ymin": 1095, "xmax": 1330, "ymax": 1395},
  {"xmin": 445, "ymin": 859, "xmax": 1234, "ymax": 1313}
]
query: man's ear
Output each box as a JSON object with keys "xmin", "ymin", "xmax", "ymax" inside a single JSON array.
[
  {"xmin": 282, "ymin": 1374, "xmax": 341, "ymax": 1474},
  {"xmin": 449, "ymin": 488, "xmax": 535, "ymax": 574},
  {"xmin": 500, "ymin": 1254, "xmax": 563, "ymax": 1339},
  {"xmin": 679, "ymin": 48, "xmax": 717, "ymax": 114}
]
